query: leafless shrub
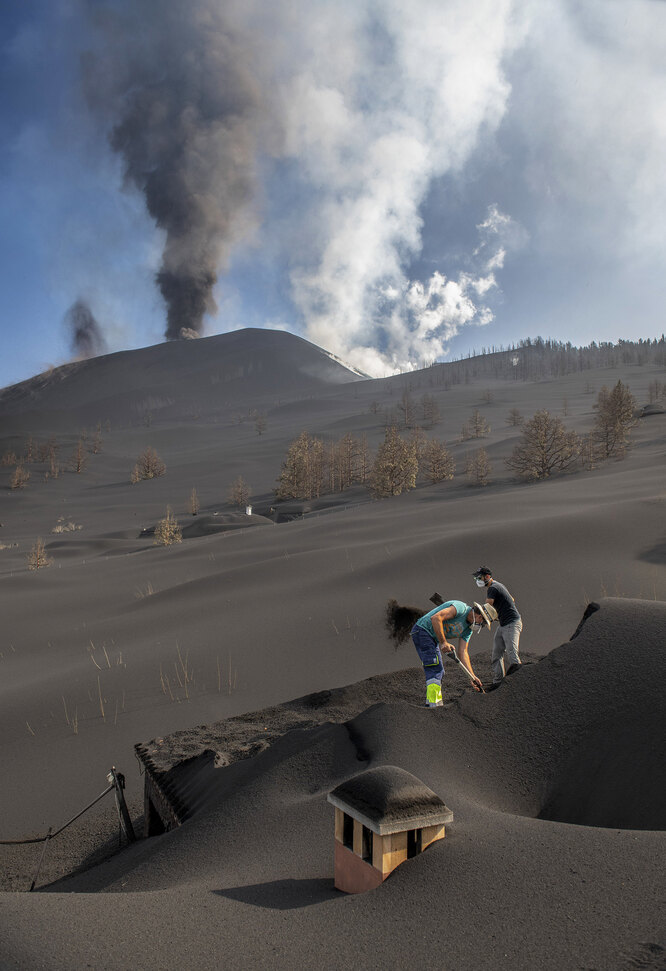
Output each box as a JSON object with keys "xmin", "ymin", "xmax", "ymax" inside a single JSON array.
[
  {"xmin": 11, "ymin": 464, "xmax": 30, "ymax": 490},
  {"xmin": 154, "ymin": 507, "xmax": 182, "ymax": 546},
  {"xmin": 52, "ymin": 518, "xmax": 82, "ymax": 534},
  {"xmin": 27, "ymin": 538, "xmax": 51, "ymax": 571}
]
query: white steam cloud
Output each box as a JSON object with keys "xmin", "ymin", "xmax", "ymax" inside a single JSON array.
[{"xmin": 267, "ymin": 0, "xmax": 529, "ymax": 375}]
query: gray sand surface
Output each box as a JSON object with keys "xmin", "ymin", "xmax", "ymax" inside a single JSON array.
[{"xmin": 1, "ymin": 330, "xmax": 664, "ymax": 969}]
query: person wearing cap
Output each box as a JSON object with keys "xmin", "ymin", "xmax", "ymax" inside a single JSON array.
[
  {"xmin": 411, "ymin": 600, "xmax": 496, "ymax": 707},
  {"xmin": 473, "ymin": 567, "xmax": 523, "ymax": 684}
]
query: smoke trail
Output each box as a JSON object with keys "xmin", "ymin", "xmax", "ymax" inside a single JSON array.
[
  {"xmin": 82, "ymin": 0, "xmax": 269, "ymax": 341},
  {"xmin": 64, "ymin": 299, "xmax": 108, "ymax": 359}
]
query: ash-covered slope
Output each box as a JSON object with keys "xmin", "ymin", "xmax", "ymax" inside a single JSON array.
[
  {"xmin": 49, "ymin": 598, "xmax": 666, "ymax": 895},
  {"xmin": 0, "ymin": 328, "xmax": 364, "ymax": 428},
  {"xmin": 4, "ymin": 599, "xmax": 662, "ymax": 971}
]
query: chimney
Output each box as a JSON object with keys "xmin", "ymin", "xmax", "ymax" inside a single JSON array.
[{"xmin": 327, "ymin": 765, "xmax": 453, "ymax": 893}]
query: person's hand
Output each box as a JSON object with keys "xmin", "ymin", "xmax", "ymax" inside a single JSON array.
[{"xmin": 472, "ymin": 676, "xmax": 483, "ymax": 692}]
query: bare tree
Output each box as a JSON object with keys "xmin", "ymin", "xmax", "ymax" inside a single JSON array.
[
  {"xmin": 154, "ymin": 507, "xmax": 182, "ymax": 546},
  {"xmin": 189, "ymin": 487, "xmax": 200, "ymax": 516},
  {"xmin": 408, "ymin": 427, "xmax": 427, "ymax": 468},
  {"xmin": 27, "ymin": 538, "xmax": 51, "ymax": 571},
  {"xmin": 465, "ymin": 448, "xmax": 492, "ymax": 486},
  {"xmin": 421, "ymin": 393, "xmax": 440, "ymax": 428},
  {"xmin": 90, "ymin": 423, "xmax": 103, "ymax": 454},
  {"xmin": 275, "ymin": 431, "xmax": 326, "ymax": 500},
  {"xmin": 397, "ymin": 389, "xmax": 417, "ymax": 429},
  {"xmin": 370, "ymin": 426, "xmax": 418, "ymax": 498},
  {"xmin": 648, "ymin": 379, "xmax": 665, "ymax": 404},
  {"xmin": 505, "ymin": 408, "xmax": 523, "ymax": 427},
  {"xmin": 229, "ymin": 475, "xmax": 252, "ymax": 507},
  {"xmin": 592, "ymin": 380, "xmax": 638, "ymax": 459},
  {"xmin": 506, "ymin": 410, "xmax": 581, "ymax": 480},
  {"xmin": 424, "ymin": 440, "xmax": 455, "ymax": 484},
  {"xmin": 11, "ymin": 464, "xmax": 30, "ymax": 490},
  {"xmin": 461, "ymin": 409, "xmax": 490, "ymax": 441},
  {"xmin": 130, "ymin": 447, "xmax": 166, "ymax": 483},
  {"xmin": 69, "ymin": 438, "xmax": 87, "ymax": 474}
]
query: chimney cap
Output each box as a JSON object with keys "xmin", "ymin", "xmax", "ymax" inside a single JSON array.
[{"xmin": 327, "ymin": 765, "xmax": 453, "ymax": 835}]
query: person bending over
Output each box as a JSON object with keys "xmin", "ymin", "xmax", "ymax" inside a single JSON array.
[
  {"xmin": 411, "ymin": 600, "xmax": 495, "ymax": 707},
  {"xmin": 473, "ymin": 566, "xmax": 522, "ymax": 684}
]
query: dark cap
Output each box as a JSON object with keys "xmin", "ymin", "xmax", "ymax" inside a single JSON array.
[{"xmin": 472, "ymin": 566, "xmax": 492, "ymax": 578}]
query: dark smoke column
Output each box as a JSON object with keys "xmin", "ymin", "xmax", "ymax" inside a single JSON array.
[{"xmin": 83, "ymin": 1, "xmax": 264, "ymax": 340}]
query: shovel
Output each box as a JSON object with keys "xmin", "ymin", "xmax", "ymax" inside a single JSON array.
[{"xmin": 445, "ymin": 647, "xmax": 485, "ymax": 694}]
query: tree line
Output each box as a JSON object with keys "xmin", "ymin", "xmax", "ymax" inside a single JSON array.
[
  {"xmin": 407, "ymin": 335, "xmax": 666, "ymax": 390},
  {"xmin": 275, "ymin": 380, "xmax": 642, "ymax": 499}
]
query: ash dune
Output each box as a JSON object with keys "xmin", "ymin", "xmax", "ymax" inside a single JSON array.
[{"xmin": 1, "ymin": 330, "xmax": 665, "ymax": 970}]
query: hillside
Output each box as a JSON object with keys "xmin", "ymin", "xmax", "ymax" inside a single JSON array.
[{"xmin": 0, "ymin": 330, "xmax": 665, "ymax": 970}]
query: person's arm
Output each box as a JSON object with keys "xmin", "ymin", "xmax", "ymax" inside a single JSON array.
[
  {"xmin": 430, "ymin": 605, "xmax": 457, "ymax": 649},
  {"xmin": 457, "ymin": 638, "xmax": 483, "ymax": 691}
]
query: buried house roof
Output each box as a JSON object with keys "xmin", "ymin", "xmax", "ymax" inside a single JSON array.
[{"xmin": 327, "ymin": 764, "xmax": 453, "ymax": 836}]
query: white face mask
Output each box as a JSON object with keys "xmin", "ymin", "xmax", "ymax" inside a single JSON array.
[{"xmin": 475, "ymin": 578, "xmax": 485, "ymax": 587}]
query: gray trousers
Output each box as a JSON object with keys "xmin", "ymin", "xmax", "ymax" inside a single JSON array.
[{"xmin": 491, "ymin": 620, "xmax": 523, "ymax": 683}]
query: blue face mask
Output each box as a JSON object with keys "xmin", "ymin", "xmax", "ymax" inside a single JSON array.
[{"xmin": 475, "ymin": 578, "xmax": 485, "ymax": 587}]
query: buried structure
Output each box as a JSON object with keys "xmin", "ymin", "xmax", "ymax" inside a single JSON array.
[{"xmin": 327, "ymin": 765, "xmax": 453, "ymax": 893}]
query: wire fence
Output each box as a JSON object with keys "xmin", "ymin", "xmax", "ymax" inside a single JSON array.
[{"xmin": 0, "ymin": 766, "xmax": 136, "ymax": 891}]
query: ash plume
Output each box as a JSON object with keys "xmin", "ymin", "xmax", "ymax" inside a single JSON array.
[
  {"xmin": 80, "ymin": 0, "xmax": 527, "ymax": 371},
  {"xmin": 64, "ymin": 299, "xmax": 107, "ymax": 360},
  {"xmin": 82, "ymin": 0, "xmax": 269, "ymax": 341}
]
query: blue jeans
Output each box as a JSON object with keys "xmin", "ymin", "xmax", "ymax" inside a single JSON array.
[{"xmin": 411, "ymin": 625, "xmax": 444, "ymax": 688}]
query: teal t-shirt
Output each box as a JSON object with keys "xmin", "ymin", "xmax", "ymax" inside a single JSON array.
[{"xmin": 415, "ymin": 600, "xmax": 474, "ymax": 643}]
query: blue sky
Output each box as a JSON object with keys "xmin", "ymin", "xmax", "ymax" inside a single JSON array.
[{"xmin": 1, "ymin": 0, "xmax": 665, "ymax": 389}]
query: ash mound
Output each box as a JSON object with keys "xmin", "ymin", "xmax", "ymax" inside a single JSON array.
[{"xmin": 126, "ymin": 597, "xmax": 665, "ymax": 875}]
